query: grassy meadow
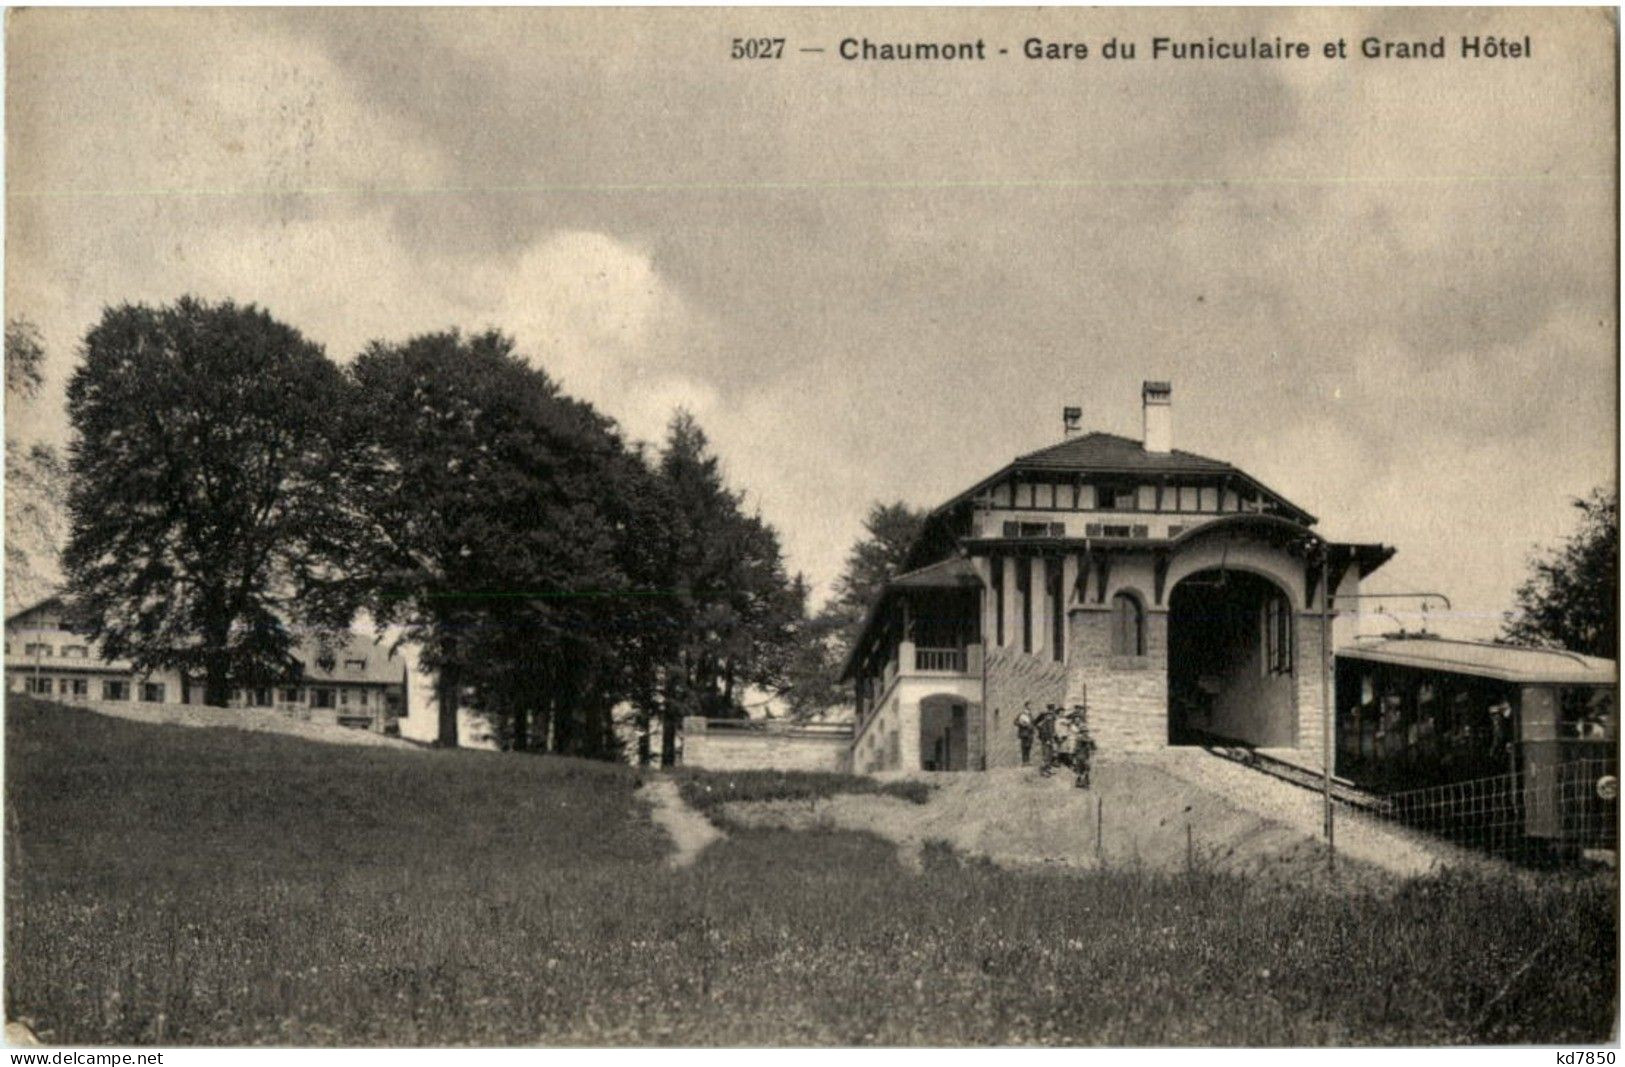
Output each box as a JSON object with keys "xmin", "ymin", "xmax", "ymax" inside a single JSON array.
[{"xmin": 5, "ymin": 696, "xmax": 1617, "ymax": 1045}]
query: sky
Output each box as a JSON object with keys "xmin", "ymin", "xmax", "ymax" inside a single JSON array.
[{"xmin": 5, "ymin": 7, "xmax": 1617, "ymax": 637}]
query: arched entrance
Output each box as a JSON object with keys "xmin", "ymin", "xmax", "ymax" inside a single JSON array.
[
  {"xmin": 1167, "ymin": 568, "xmax": 1297, "ymax": 747},
  {"xmin": 919, "ymin": 693, "xmax": 969, "ymax": 771}
]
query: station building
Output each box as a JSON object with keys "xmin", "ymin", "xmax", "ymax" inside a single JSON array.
[{"xmin": 843, "ymin": 382, "xmax": 1394, "ymax": 774}]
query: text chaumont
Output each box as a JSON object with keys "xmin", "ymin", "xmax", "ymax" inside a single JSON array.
[{"xmin": 838, "ymin": 37, "xmax": 987, "ymax": 60}]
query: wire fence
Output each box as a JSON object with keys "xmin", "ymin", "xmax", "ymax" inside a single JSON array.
[{"xmin": 1364, "ymin": 754, "xmax": 1617, "ymax": 866}]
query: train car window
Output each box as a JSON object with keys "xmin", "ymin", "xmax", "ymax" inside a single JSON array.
[{"xmin": 1559, "ymin": 686, "xmax": 1615, "ymax": 740}]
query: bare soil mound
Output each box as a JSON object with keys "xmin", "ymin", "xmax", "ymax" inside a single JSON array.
[{"xmin": 724, "ymin": 754, "xmax": 1473, "ymax": 890}]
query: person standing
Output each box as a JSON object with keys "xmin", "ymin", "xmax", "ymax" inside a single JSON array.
[
  {"xmin": 1014, "ymin": 702, "xmax": 1035, "ymax": 765},
  {"xmin": 1035, "ymin": 703, "xmax": 1061, "ymax": 777}
]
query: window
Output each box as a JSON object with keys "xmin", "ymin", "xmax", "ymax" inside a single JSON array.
[
  {"xmin": 358, "ymin": 690, "xmax": 369, "ymax": 707},
  {"xmin": 1199, "ymin": 486, "xmax": 1219, "ymax": 512},
  {"xmin": 24, "ymin": 676, "xmax": 51, "ymax": 695},
  {"xmin": 1014, "ymin": 482, "xmax": 1033, "ymax": 508},
  {"xmin": 1178, "ymin": 486, "xmax": 1199, "ymax": 511},
  {"xmin": 103, "ymin": 680, "xmax": 130, "ymax": 701},
  {"xmin": 992, "ymin": 481, "xmax": 1012, "ymax": 507},
  {"xmin": 340, "ymin": 688, "xmax": 350, "ymax": 706},
  {"xmin": 1102, "ymin": 524, "xmax": 1132, "ymax": 538},
  {"xmin": 23, "ymin": 643, "xmax": 51, "ymax": 658},
  {"xmin": 1111, "ymin": 593, "xmax": 1145, "ymax": 656},
  {"xmin": 1095, "ymin": 484, "xmax": 1137, "ymax": 512},
  {"xmin": 1034, "ymin": 483, "xmax": 1054, "ymax": 509},
  {"xmin": 344, "ymin": 658, "xmax": 367, "ymax": 672},
  {"xmin": 280, "ymin": 687, "xmax": 302, "ymax": 703},
  {"xmin": 312, "ymin": 688, "xmax": 336, "ymax": 709},
  {"xmin": 60, "ymin": 645, "xmax": 89, "ymax": 659},
  {"xmin": 141, "ymin": 683, "xmax": 166, "ymax": 703},
  {"xmin": 254, "ymin": 688, "xmax": 273, "ymax": 707},
  {"xmin": 1263, "ymin": 596, "xmax": 1293, "ymax": 675},
  {"xmin": 66, "ymin": 678, "xmax": 88, "ymax": 697}
]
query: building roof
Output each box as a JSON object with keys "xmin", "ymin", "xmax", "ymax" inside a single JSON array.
[
  {"xmin": 1339, "ymin": 636, "xmax": 1618, "ymax": 686},
  {"xmin": 887, "ymin": 556, "xmax": 982, "ymax": 589},
  {"xmin": 1016, "ymin": 431, "xmax": 1237, "ymax": 474},
  {"xmin": 292, "ymin": 634, "xmax": 407, "ymax": 686},
  {"xmin": 928, "ymin": 431, "xmax": 1316, "ymax": 527}
]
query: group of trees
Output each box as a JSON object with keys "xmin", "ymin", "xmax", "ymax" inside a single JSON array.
[
  {"xmin": 16, "ymin": 295, "xmax": 1619, "ymax": 764},
  {"xmin": 52, "ymin": 297, "xmax": 806, "ymax": 761}
]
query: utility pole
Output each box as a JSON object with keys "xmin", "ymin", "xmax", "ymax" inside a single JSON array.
[{"xmin": 1320, "ymin": 546, "xmax": 1334, "ymax": 858}]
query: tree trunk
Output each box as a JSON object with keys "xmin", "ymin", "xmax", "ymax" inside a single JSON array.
[
  {"xmin": 436, "ymin": 665, "xmax": 459, "ymax": 748},
  {"xmin": 636, "ymin": 704, "xmax": 652, "ymax": 767},
  {"xmin": 661, "ymin": 703, "xmax": 680, "ymax": 767},
  {"xmin": 203, "ymin": 654, "xmax": 232, "ymax": 708},
  {"xmin": 512, "ymin": 689, "xmax": 529, "ymax": 752}
]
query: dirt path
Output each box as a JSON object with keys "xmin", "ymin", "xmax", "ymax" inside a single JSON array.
[{"xmin": 644, "ymin": 778, "xmax": 725, "ymax": 868}]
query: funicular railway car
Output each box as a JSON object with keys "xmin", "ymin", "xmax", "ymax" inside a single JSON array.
[{"xmin": 1335, "ymin": 637, "xmax": 1617, "ymax": 857}]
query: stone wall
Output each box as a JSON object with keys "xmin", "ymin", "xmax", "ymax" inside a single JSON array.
[
  {"xmin": 682, "ymin": 718, "xmax": 853, "ymax": 773},
  {"xmin": 983, "ymin": 647, "xmax": 1067, "ymax": 768},
  {"xmin": 1067, "ymin": 607, "xmax": 1170, "ymax": 753}
]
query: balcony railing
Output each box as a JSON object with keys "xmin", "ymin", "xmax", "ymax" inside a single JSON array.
[{"xmin": 914, "ymin": 646, "xmax": 968, "ymax": 673}]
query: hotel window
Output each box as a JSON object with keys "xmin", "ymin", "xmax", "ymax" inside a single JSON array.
[
  {"xmin": 1178, "ymin": 486, "xmax": 1199, "ymax": 512},
  {"xmin": 1076, "ymin": 484, "xmax": 1096, "ymax": 510},
  {"xmin": 60, "ymin": 645, "xmax": 88, "ymax": 659},
  {"xmin": 1111, "ymin": 593, "xmax": 1145, "ymax": 657},
  {"xmin": 280, "ymin": 687, "xmax": 301, "ymax": 703},
  {"xmin": 24, "ymin": 676, "xmax": 51, "ymax": 695},
  {"xmin": 254, "ymin": 688, "xmax": 273, "ymax": 707},
  {"xmin": 23, "ymin": 643, "xmax": 51, "ymax": 658},
  {"xmin": 1137, "ymin": 485, "xmax": 1157, "ymax": 512},
  {"xmin": 992, "ymin": 481, "xmax": 1012, "ymax": 508},
  {"xmin": 1199, "ymin": 486, "xmax": 1219, "ymax": 512},
  {"xmin": 141, "ymin": 682, "xmax": 166, "ymax": 703},
  {"xmin": 66, "ymin": 678, "xmax": 88, "ymax": 697},
  {"xmin": 358, "ymin": 690, "xmax": 369, "ymax": 707},
  {"xmin": 345, "ymin": 658, "xmax": 367, "ymax": 672},
  {"xmin": 1034, "ymin": 483, "xmax": 1054, "ymax": 509},
  {"xmin": 102, "ymin": 680, "xmax": 130, "ymax": 701},
  {"xmin": 1014, "ymin": 482, "xmax": 1033, "ymax": 508},
  {"xmin": 341, "ymin": 689, "xmax": 350, "ymax": 706},
  {"xmin": 1263, "ymin": 597, "xmax": 1293, "ymax": 675},
  {"xmin": 312, "ymin": 688, "xmax": 335, "ymax": 709}
]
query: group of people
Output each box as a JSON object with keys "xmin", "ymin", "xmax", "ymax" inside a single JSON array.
[{"xmin": 1013, "ymin": 699, "xmax": 1094, "ymax": 788}]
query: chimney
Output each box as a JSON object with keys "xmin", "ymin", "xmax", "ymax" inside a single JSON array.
[
  {"xmin": 1062, "ymin": 406, "xmax": 1082, "ymax": 438},
  {"xmin": 1142, "ymin": 381, "xmax": 1172, "ymax": 452}
]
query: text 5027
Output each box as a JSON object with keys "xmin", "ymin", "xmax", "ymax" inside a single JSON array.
[{"xmin": 732, "ymin": 37, "xmax": 785, "ymax": 59}]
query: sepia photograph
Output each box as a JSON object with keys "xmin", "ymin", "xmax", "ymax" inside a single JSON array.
[{"xmin": 2, "ymin": 5, "xmax": 1619, "ymax": 1050}]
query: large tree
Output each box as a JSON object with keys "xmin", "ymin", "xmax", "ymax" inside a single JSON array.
[
  {"xmin": 6, "ymin": 318, "xmax": 68, "ymax": 612},
  {"xmin": 61, "ymin": 297, "xmax": 355, "ymax": 705},
  {"xmin": 656, "ymin": 412, "xmax": 804, "ymax": 762},
  {"xmin": 1502, "ymin": 486, "xmax": 1618, "ymax": 659},
  {"xmin": 346, "ymin": 329, "xmax": 678, "ymax": 755}
]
